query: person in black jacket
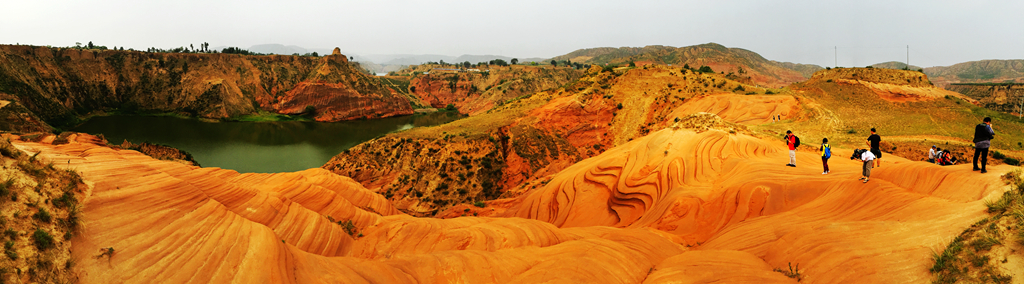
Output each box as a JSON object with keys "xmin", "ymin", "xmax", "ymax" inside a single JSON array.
[{"xmin": 973, "ymin": 117, "xmax": 995, "ymax": 173}]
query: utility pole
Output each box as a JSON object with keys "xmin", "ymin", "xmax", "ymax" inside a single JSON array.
[
  {"xmin": 834, "ymin": 46, "xmax": 837, "ymax": 68},
  {"xmin": 906, "ymin": 45, "xmax": 909, "ymax": 70}
]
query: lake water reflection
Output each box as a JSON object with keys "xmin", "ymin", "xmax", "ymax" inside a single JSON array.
[{"xmin": 72, "ymin": 112, "xmax": 462, "ymax": 173}]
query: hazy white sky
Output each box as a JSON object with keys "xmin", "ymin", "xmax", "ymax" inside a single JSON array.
[{"xmin": 2, "ymin": 0, "xmax": 1021, "ymax": 67}]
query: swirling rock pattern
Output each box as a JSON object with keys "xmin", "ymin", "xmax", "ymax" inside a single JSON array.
[{"xmin": 13, "ymin": 129, "xmax": 1009, "ymax": 283}]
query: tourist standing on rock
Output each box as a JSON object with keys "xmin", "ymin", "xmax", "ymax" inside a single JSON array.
[
  {"xmin": 785, "ymin": 130, "xmax": 799, "ymax": 167},
  {"xmin": 866, "ymin": 128, "xmax": 882, "ymax": 168},
  {"xmin": 973, "ymin": 117, "xmax": 995, "ymax": 173},
  {"xmin": 860, "ymin": 149, "xmax": 876, "ymax": 183},
  {"xmin": 928, "ymin": 145, "xmax": 937, "ymax": 163},
  {"xmin": 820, "ymin": 138, "xmax": 831, "ymax": 174}
]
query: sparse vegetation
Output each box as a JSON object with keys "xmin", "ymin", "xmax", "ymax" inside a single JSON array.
[
  {"xmin": 4, "ymin": 241, "xmax": 17, "ymax": 260},
  {"xmin": 32, "ymin": 208, "xmax": 51, "ymax": 223},
  {"xmin": 339, "ymin": 220, "xmax": 357, "ymax": 236},
  {"xmin": 931, "ymin": 169, "xmax": 1024, "ymax": 283},
  {"xmin": 32, "ymin": 228, "xmax": 54, "ymax": 250},
  {"xmin": 773, "ymin": 262, "xmax": 803, "ymax": 281}
]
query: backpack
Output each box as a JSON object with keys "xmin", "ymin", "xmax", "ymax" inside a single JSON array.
[
  {"xmin": 851, "ymin": 149, "xmax": 867, "ymax": 160},
  {"xmin": 794, "ymin": 136, "xmax": 801, "ymax": 148},
  {"xmin": 823, "ymin": 144, "xmax": 831, "ymax": 159}
]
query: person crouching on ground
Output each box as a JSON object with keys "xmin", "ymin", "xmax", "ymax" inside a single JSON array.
[
  {"xmin": 820, "ymin": 138, "xmax": 831, "ymax": 174},
  {"xmin": 928, "ymin": 145, "xmax": 937, "ymax": 163},
  {"xmin": 860, "ymin": 149, "xmax": 876, "ymax": 183}
]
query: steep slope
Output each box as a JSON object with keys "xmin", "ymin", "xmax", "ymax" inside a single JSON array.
[
  {"xmin": 0, "ymin": 136, "xmax": 83, "ymax": 283},
  {"xmin": 0, "ymin": 45, "xmax": 411, "ymax": 126},
  {"xmin": 946, "ymin": 83, "xmax": 1024, "ymax": 114},
  {"xmin": 551, "ymin": 43, "xmax": 823, "ymax": 88},
  {"xmin": 324, "ymin": 64, "xmax": 787, "ymax": 215},
  {"xmin": 406, "ymin": 65, "xmax": 583, "ymax": 115},
  {"xmin": 0, "ymin": 98, "xmax": 51, "ymax": 133}
]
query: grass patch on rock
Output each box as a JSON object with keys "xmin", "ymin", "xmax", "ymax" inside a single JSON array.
[{"xmin": 931, "ymin": 168, "xmax": 1024, "ymax": 283}]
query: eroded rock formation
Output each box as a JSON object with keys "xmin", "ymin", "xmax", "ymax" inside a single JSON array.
[
  {"xmin": 0, "ymin": 45, "xmax": 411, "ymax": 125},
  {"xmin": 325, "ymin": 65, "xmax": 790, "ymax": 215},
  {"xmin": 408, "ymin": 65, "xmax": 582, "ymax": 115},
  {"xmin": 14, "ymin": 124, "xmax": 1010, "ymax": 283}
]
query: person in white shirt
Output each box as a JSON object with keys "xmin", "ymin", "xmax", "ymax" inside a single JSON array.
[
  {"xmin": 860, "ymin": 149, "xmax": 876, "ymax": 183},
  {"xmin": 927, "ymin": 145, "xmax": 937, "ymax": 163}
]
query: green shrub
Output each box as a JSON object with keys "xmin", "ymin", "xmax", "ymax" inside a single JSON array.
[
  {"xmin": 32, "ymin": 228, "xmax": 55, "ymax": 250},
  {"xmin": 4, "ymin": 241, "xmax": 16, "ymax": 260},
  {"xmin": 33, "ymin": 208, "xmax": 51, "ymax": 223},
  {"xmin": 969, "ymin": 236, "xmax": 1000, "ymax": 252},
  {"xmin": 53, "ymin": 191, "xmax": 75, "ymax": 208},
  {"xmin": 991, "ymin": 151, "xmax": 1006, "ymax": 160},
  {"xmin": 339, "ymin": 220, "xmax": 357, "ymax": 236},
  {"xmin": 3, "ymin": 229, "xmax": 16, "ymax": 240},
  {"xmin": 1004, "ymin": 157, "xmax": 1020, "ymax": 166},
  {"xmin": 0, "ymin": 178, "xmax": 12, "ymax": 198},
  {"xmin": 0, "ymin": 144, "xmax": 20, "ymax": 158},
  {"xmin": 473, "ymin": 201, "xmax": 486, "ymax": 208}
]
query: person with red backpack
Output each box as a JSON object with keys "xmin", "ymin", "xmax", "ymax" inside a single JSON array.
[
  {"xmin": 784, "ymin": 130, "xmax": 800, "ymax": 167},
  {"xmin": 820, "ymin": 138, "xmax": 831, "ymax": 174}
]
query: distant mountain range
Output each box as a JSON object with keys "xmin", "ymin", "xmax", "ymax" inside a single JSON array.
[
  {"xmin": 870, "ymin": 60, "xmax": 1024, "ymax": 87},
  {"xmin": 552, "ymin": 43, "xmax": 824, "ymax": 87},
  {"xmin": 230, "ymin": 43, "xmax": 1024, "ymax": 87}
]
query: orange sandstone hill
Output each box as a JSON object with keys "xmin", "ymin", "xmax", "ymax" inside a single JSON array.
[
  {"xmin": 6, "ymin": 57, "xmax": 1024, "ymax": 283},
  {"xmin": 0, "ymin": 45, "xmax": 411, "ymax": 127},
  {"xmin": 12, "ymin": 121, "xmax": 1015, "ymax": 283},
  {"xmin": 405, "ymin": 65, "xmax": 583, "ymax": 115},
  {"xmin": 324, "ymin": 64, "xmax": 787, "ymax": 215}
]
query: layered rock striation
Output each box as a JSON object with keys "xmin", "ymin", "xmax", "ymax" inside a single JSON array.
[
  {"xmin": 0, "ymin": 45, "xmax": 411, "ymax": 126},
  {"xmin": 14, "ymin": 123, "xmax": 1012, "ymax": 283}
]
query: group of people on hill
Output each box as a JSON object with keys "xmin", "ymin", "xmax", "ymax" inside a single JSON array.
[
  {"xmin": 783, "ymin": 117, "xmax": 996, "ymax": 183},
  {"xmin": 928, "ymin": 146, "xmax": 959, "ymax": 166}
]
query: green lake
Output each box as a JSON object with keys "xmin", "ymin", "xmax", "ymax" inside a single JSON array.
[{"xmin": 72, "ymin": 112, "xmax": 462, "ymax": 173}]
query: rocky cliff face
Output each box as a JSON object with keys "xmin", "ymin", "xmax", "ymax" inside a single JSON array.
[
  {"xmin": 324, "ymin": 65, "xmax": 782, "ymax": 215},
  {"xmin": 946, "ymin": 83, "xmax": 1024, "ymax": 114},
  {"xmin": 0, "ymin": 45, "xmax": 411, "ymax": 127},
  {"xmin": 0, "ymin": 98, "xmax": 51, "ymax": 133},
  {"xmin": 408, "ymin": 65, "xmax": 582, "ymax": 115}
]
